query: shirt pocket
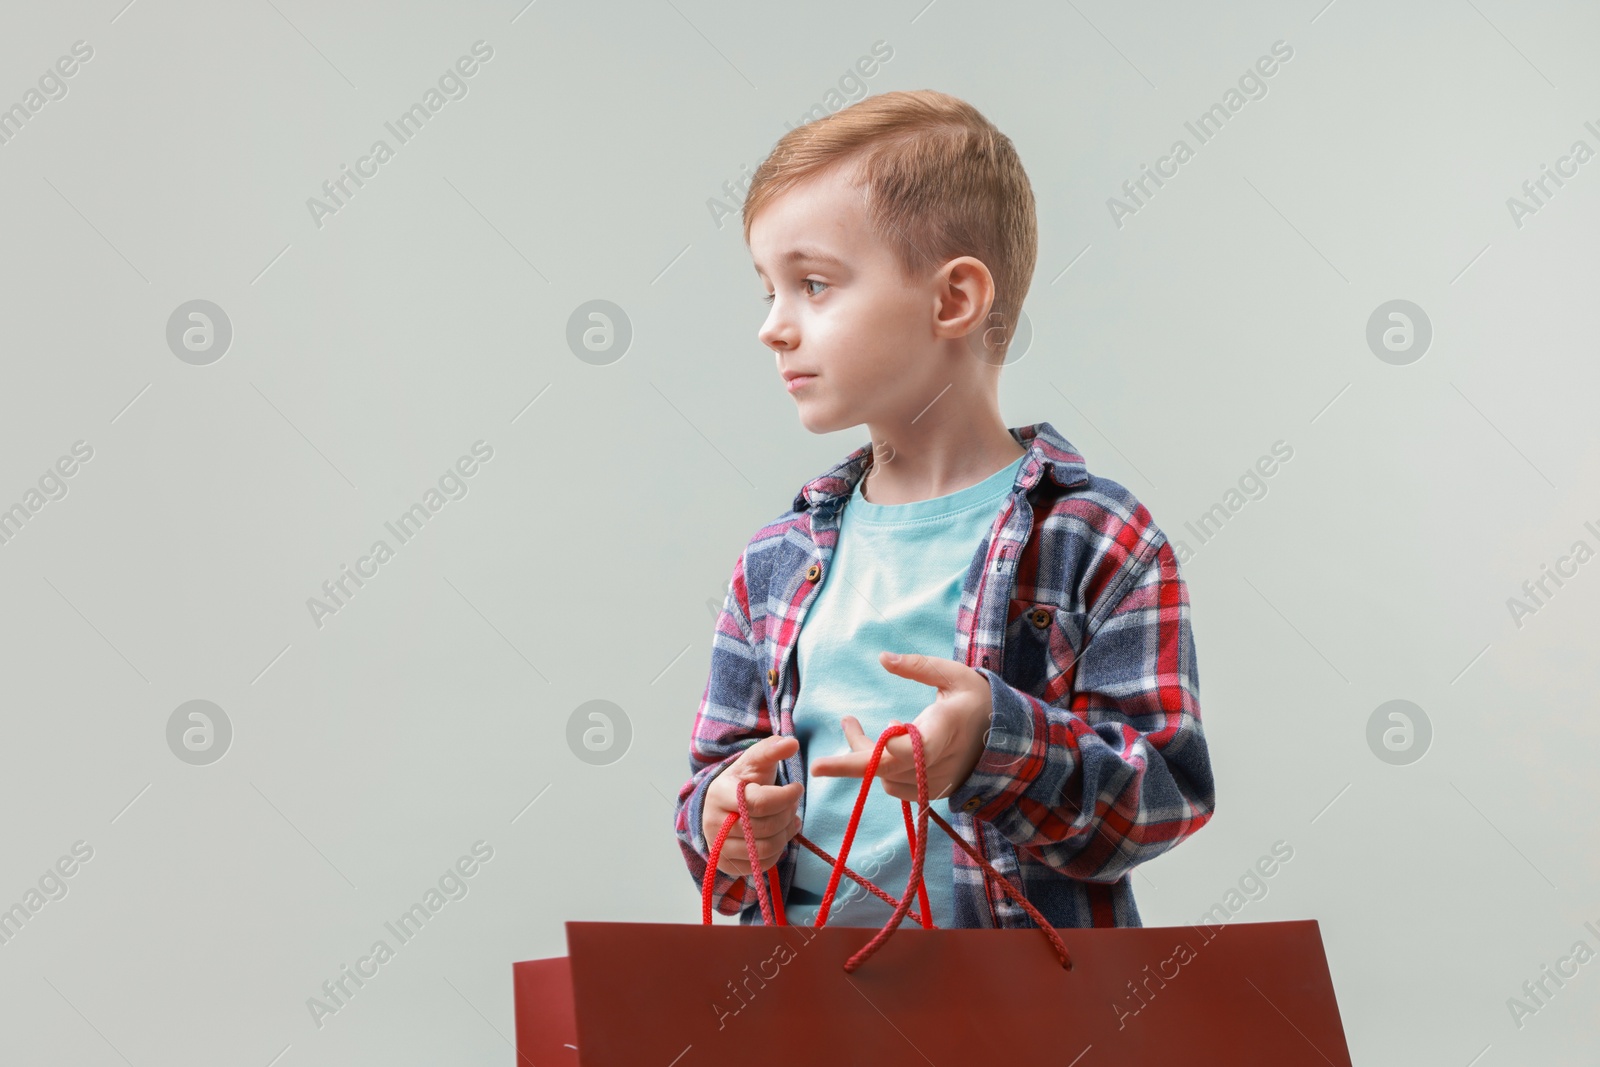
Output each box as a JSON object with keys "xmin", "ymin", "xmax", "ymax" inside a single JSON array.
[{"xmin": 1003, "ymin": 599, "xmax": 1090, "ymax": 706}]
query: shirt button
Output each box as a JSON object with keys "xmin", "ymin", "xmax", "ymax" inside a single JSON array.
[
  {"xmin": 1030, "ymin": 608, "xmax": 1051, "ymax": 629},
  {"xmin": 767, "ymin": 668, "xmax": 778, "ymax": 687},
  {"xmin": 961, "ymin": 796, "xmax": 983, "ymax": 813},
  {"xmin": 805, "ymin": 563, "xmax": 822, "ymax": 582}
]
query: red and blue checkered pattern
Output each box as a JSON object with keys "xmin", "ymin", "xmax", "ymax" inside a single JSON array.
[{"xmin": 674, "ymin": 422, "xmax": 1216, "ymax": 930}]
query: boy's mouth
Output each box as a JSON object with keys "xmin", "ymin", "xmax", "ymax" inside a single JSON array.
[{"xmin": 784, "ymin": 374, "xmax": 817, "ymax": 393}]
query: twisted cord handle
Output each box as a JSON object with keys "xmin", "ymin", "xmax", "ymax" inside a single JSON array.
[{"xmin": 701, "ymin": 724, "xmax": 1073, "ymax": 971}]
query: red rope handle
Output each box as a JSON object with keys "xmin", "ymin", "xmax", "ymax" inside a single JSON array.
[
  {"xmin": 791, "ymin": 833, "xmax": 929, "ymax": 926},
  {"xmin": 702, "ymin": 735, "xmax": 933, "ymax": 930},
  {"xmin": 702, "ymin": 773, "xmax": 784, "ymax": 925},
  {"xmin": 702, "ymin": 776, "xmax": 920, "ymax": 925},
  {"xmin": 700, "ymin": 725, "xmax": 1073, "ymax": 971},
  {"xmin": 812, "ymin": 723, "xmax": 928, "ymax": 930},
  {"xmin": 820, "ymin": 723, "xmax": 931, "ymax": 971}
]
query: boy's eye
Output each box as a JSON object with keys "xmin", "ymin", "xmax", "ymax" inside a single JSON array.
[{"xmin": 761, "ymin": 279, "xmax": 827, "ymax": 304}]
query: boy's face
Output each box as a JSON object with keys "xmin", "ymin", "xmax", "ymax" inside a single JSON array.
[{"xmin": 749, "ymin": 163, "xmax": 947, "ymax": 435}]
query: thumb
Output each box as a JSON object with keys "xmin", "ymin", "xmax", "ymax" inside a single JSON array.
[
  {"xmin": 880, "ymin": 650, "xmax": 922, "ymax": 676},
  {"xmin": 880, "ymin": 651, "xmax": 956, "ymax": 691},
  {"xmin": 735, "ymin": 734, "xmax": 798, "ymax": 782}
]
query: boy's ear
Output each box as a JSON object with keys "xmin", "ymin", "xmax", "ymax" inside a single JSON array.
[{"xmin": 931, "ymin": 256, "xmax": 996, "ymax": 341}]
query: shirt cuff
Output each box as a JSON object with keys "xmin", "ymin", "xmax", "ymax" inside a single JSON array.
[
  {"xmin": 687, "ymin": 756, "xmax": 738, "ymax": 860},
  {"xmin": 946, "ymin": 666, "xmax": 1052, "ymax": 820}
]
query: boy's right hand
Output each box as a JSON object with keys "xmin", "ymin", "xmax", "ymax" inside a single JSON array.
[{"xmin": 703, "ymin": 735, "xmax": 803, "ymax": 877}]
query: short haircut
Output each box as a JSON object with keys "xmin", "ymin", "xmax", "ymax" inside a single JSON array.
[{"xmin": 742, "ymin": 89, "xmax": 1038, "ymax": 342}]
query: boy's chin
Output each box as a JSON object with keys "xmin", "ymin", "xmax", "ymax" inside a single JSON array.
[{"xmin": 795, "ymin": 404, "xmax": 845, "ymax": 435}]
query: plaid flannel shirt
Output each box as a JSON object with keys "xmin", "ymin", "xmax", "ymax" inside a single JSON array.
[{"xmin": 673, "ymin": 421, "xmax": 1215, "ymax": 929}]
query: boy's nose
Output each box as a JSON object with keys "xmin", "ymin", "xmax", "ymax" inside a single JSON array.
[{"xmin": 759, "ymin": 314, "xmax": 797, "ymax": 353}]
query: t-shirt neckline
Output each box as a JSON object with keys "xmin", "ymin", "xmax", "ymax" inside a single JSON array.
[{"xmin": 849, "ymin": 451, "xmax": 1026, "ymax": 526}]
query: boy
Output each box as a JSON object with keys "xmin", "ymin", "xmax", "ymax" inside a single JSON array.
[{"xmin": 673, "ymin": 90, "xmax": 1215, "ymax": 931}]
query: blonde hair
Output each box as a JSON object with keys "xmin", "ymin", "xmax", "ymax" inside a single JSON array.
[{"xmin": 742, "ymin": 89, "xmax": 1037, "ymax": 341}]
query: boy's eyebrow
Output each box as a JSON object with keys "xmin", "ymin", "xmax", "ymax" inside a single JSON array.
[{"xmin": 752, "ymin": 246, "xmax": 848, "ymax": 276}]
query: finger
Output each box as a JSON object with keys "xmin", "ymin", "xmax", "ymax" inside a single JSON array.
[
  {"xmin": 711, "ymin": 825, "xmax": 768, "ymax": 874},
  {"xmin": 735, "ymin": 780, "xmax": 804, "ymax": 818},
  {"xmin": 873, "ymin": 783, "xmax": 908, "ymax": 804},
  {"xmin": 733, "ymin": 735, "xmax": 799, "ymax": 782},
  {"xmin": 810, "ymin": 715, "xmax": 873, "ymax": 777},
  {"xmin": 880, "ymin": 651, "xmax": 966, "ymax": 694},
  {"xmin": 813, "ymin": 729, "xmax": 908, "ymax": 777},
  {"xmin": 709, "ymin": 805, "xmax": 791, "ymax": 850},
  {"xmin": 757, "ymin": 821, "xmax": 800, "ymax": 860},
  {"xmin": 724, "ymin": 822, "xmax": 801, "ymax": 874},
  {"xmin": 881, "ymin": 720, "xmax": 913, "ymax": 763},
  {"xmin": 857, "ymin": 721, "xmax": 913, "ymax": 780},
  {"xmin": 809, "ymin": 750, "xmax": 870, "ymax": 777},
  {"xmin": 714, "ymin": 807, "xmax": 793, "ymax": 841},
  {"xmin": 840, "ymin": 715, "xmax": 870, "ymax": 749},
  {"xmin": 707, "ymin": 779, "xmax": 799, "ymax": 836}
]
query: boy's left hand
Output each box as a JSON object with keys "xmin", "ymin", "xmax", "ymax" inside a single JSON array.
[{"xmin": 809, "ymin": 652, "xmax": 993, "ymax": 803}]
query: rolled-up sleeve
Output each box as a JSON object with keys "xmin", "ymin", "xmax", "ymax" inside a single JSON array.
[
  {"xmin": 947, "ymin": 534, "xmax": 1215, "ymax": 884},
  {"xmin": 673, "ymin": 549, "xmax": 774, "ymax": 915}
]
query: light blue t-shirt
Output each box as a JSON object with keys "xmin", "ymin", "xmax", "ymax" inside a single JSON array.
[{"xmin": 785, "ymin": 450, "xmax": 1026, "ymax": 928}]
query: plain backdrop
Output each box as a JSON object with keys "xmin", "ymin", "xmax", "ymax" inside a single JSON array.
[{"xmin": 0, "ymin": 1, "xmax": 1596, "ymax": 1064}]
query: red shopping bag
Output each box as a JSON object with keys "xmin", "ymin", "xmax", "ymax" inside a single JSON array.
[{"xmin": 514, "ymin": 723, "xmax": 1353, "ymax": 1066}]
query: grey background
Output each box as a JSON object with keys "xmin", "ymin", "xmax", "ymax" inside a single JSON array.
[{"xmin": 1, "ymin": 0, "xmax": 1596, "ymax": 1063}]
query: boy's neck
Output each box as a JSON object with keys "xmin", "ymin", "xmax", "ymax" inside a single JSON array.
[{"xmin": 859, "ymin": 410, "xmax": 1026, "ymax": 506}]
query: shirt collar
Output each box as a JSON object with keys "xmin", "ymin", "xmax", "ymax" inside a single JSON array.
[{"xmin": 791, "ymin": 421, "xmax": 1089, "ymax": 513}]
